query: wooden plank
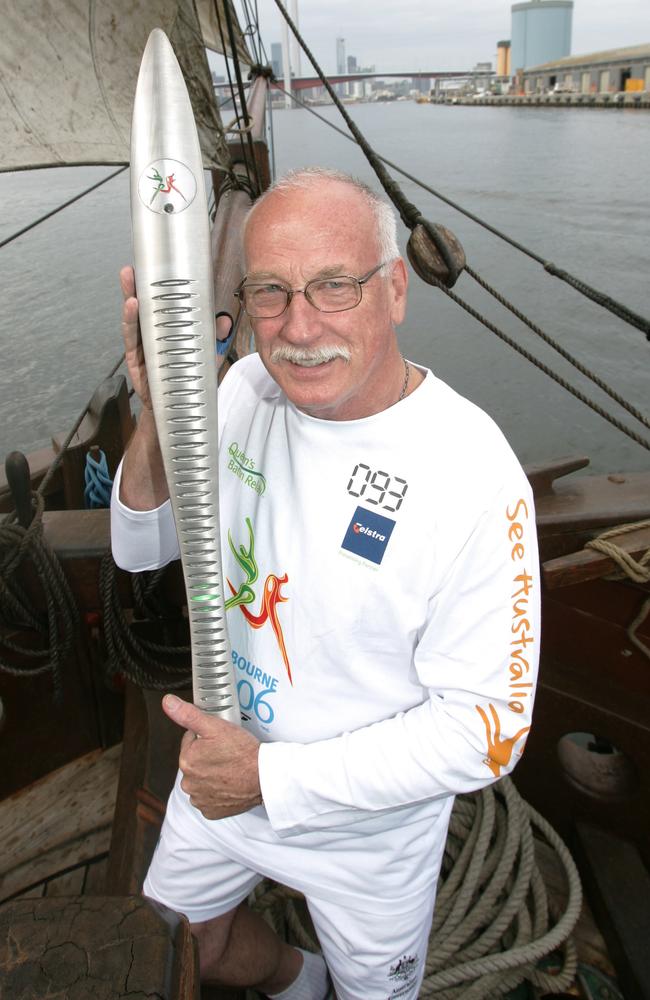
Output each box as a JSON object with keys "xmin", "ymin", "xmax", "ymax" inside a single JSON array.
[
  {"xmin": 574, "ymin": 823, "xmax": 650, "ymax": 1000},
  {"xmin": 43, "ymin": 866, "xmax": 86, "ymax": 897},
  {"xmin": 43, "ymin": 508, "xmax": 111, "ymax": 558},
  {"xmin": 106, "ymin": 685, "xmax": 186, "ymax": 896},
  {"xmin": 0, "ymin": 744, "xmax": 121, "ymax": 902},
  {"xmin": 542, "ymin": 525, "xmax": 650, "ymax": 589}
]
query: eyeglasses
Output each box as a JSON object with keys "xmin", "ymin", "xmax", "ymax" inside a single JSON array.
[{"xmin": 234, "ymin": 262, "xmax": 387, "ymax": 319}]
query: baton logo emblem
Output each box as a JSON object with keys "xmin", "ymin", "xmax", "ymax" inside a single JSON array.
[{"xmin": 138, "ymin": 158, "xmax": 196, "ymax": 214}]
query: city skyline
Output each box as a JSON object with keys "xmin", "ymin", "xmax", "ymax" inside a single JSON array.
[{"xmin": 251, "ymin": 0, "xmax": 648, "ymax": 75}]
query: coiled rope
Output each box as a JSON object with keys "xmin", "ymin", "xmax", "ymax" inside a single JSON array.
[
  {"xmin": 0, "ymin": 360, "xmax": 122, "ymax": 694},
  {"xmin": 251, "ymin": 777, "xmax": 582, "ymax": 998},
  {"xmin": 99, "ymin": 554, "xmax": 192, "ymax": 690},
  {"xmin": 0, "ymin": 493, "xmax": 79, "ymax": 701}
]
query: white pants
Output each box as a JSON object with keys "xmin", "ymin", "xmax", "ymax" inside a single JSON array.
[{"xmin": 144, "ymin": 775, "xmax": 448, "ymax": 999}]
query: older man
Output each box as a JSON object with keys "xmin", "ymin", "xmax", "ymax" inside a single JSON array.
[{"xmin": 111, "ymin": 168, "xmax": 539, "ymax": 1000}]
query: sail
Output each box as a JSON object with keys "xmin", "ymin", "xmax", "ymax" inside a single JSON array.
[
  {"xmin": 197, "ymin": 0, "xmax": 254, "ymax": 65},
  {"xmin": 0, "ymin": 0, "xmax": 243, "ymax": 172}
]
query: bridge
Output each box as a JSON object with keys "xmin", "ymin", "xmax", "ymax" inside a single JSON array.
[{"xmin": 215, "ymin": 71, "xmax": 495, "ymax": 93}]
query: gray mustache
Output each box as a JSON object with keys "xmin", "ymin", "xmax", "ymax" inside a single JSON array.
[{"xmin": 270, "ymin": 345, "xmax": 352, "ymax": 367}]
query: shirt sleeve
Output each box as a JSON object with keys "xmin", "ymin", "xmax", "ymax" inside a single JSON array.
[
  {"xmin": 109, "ymin": 460, "xmax": 180, "ymax": 571},
  {"xmin": 258, "ymin": 475, "xmax": 540, "ymax": 836}
]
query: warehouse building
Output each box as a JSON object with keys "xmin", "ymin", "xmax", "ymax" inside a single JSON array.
[{"xmin": 522, "ymin": 43, "xmax": 650, "ymax": 94}]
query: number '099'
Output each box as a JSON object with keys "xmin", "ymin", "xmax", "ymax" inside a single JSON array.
[{"xmin": 346, "ymin": 463, "xmax": 408, "ymax": 512}]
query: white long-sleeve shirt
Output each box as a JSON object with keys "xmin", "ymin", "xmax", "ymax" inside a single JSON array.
[{"xmin": 112, "ymin": 354, "xmax": 539, "ymax": 909}]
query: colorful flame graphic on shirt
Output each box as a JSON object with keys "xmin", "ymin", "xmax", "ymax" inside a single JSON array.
[{"xmin": 225, "ymin": 518, "xmax": 293, "ymax": 685}]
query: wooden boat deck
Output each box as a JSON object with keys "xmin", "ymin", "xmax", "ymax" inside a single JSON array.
[
  {"xmin": 0, "ymin": 737, "xmax": 620, "ymax": 996},
  {"xmin": 0, "ymin": 744, "xmax": 121, "ymax": 905}
]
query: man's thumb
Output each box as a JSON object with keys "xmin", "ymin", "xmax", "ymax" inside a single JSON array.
[{"xmin": 162, "ymin": 694, "xmax": 216, "ymax": 736}]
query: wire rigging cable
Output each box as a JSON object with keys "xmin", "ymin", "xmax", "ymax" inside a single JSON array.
[
  {"xmin": 214, "ymin": 0, "xmax": 263, "ymax": 197},
  {"xmin": 0, "ymin": 166, "xmax": 128, "ymax": 250}
]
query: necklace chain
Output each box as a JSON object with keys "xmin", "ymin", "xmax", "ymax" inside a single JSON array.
[{"xmin": 398, "ymin": 355, "xmax": 410, "ymax": 402}]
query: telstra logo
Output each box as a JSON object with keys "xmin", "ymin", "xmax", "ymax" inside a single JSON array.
[{"xmin": 353, "ymin": 522, "xmax": 386, "ymax": 541}]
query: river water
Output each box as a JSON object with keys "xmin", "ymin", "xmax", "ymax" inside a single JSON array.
[{"xmin": 1, "ymin": 102, "xmax": 648, "ymax": 474}]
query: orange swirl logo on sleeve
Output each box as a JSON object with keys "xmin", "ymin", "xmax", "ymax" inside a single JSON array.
[
  {"xmin": 476, "ymin": 703, "xmax": 530, "ymax": 778},
  {"xmin": 476, "ymin": 497, "xmax": 535, "ymax": 777},
  {"xmin": 225, "ymin": 518, "xmax": 293, "ymax": 685}
]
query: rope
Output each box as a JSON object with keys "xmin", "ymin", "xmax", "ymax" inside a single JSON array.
[
  {"xmin": 218, "ymin": 0, "xmax": 263, "ymax": 198},
  {"xmin": 99, "ymin": 554, "xmax": 192, "ymax": 690},
  {"xmin": 84, "ymin": 449, "xmax": 114, "ymax": 509},
  {"xmin": 267, "ymin": 82, "xmax": 650, "ymax": 451},
  {"xmin": 271, "ymin": 0, "xmax": 462, "ymax": 286},
  {"xmin": 465, "ymin": 266, "xmax": 650, "ymax": 434},
  {"xmin": 223, "ymin": 115, "xmax": 256, "ymax": 136},
  {"xmin": 585, "ymin": 519, "xmax": 650, "ymax": 661},
  {"xmin": 212, "ymin": 0, "xmax": 254, "ymax": 194},
  {"xmin": 430, "ymin": 276, "xmax": 650, "ymax": 452},
  {"xmin": 239, "ymin": 0, "xmax": 261, "ymax": 64},
  {"xmin": 250, "ymin": 777, "xmax": 582, "ymax": 998},
  {"xmin": 543, "ymin": 262, "xmax": 650, "ymax": 342},
  {"xmin": 0, "ymin": 167, "xmax": 128, "ymax": 251},
  {"xmin": 626, "ymin": 596, "xmax": 650, "ymax": 660},
  {"xmin": 0, "ymin": 493, "xmax": 79, "ymax": 701},
  {"xmin": 270, "ymin": 82, "xmax": 650, "ymax": 340},
  {"xmin": 585, "ymin": 519, "xmax": 650, "ymax": 583}
]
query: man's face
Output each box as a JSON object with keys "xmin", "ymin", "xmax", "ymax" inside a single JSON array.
[{"xmin": 243, "ymin": 181, "xmax": 408, "ymax": 421}]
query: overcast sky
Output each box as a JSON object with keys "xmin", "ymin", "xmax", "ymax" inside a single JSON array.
[{"xmin": 236, "ymin": 0, "xmax": 649, "ymax": 75}]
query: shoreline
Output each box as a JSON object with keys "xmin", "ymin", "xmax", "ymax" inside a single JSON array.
[{"xmin": 425, "ymin": 92, "xmax": 650, "ymax": 109}]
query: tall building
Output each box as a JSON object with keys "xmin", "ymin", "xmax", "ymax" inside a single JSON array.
[
  {"xmin": 336, "ymin": 37, "xmax": 346, "ymax": 95},
  {"xmin": 497, "ymin": 40, "xmax": 512, "ymax": 77},
  {"xmin": 336, "ymin": 37, "xmax": 346, "ymax": 74},
  {"xmin": 473, "ymin": 61, "xmax": 492, "ymax": 90},
  {"xmin": 511, "ymin": 1, "xmax": 573, "ymax": 72},
  {"xmin": 271, "ymin": 42, "xmax": 282, "ymax": 79}
]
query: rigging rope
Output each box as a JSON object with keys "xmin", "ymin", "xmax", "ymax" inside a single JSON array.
[
  {"xmin": 213, "ymin": 0, "xmax": 263, "ymax": 198},
  {"xmin": 268, "ymin": 81, "xmax": 650, "ymax": 451},
  {"xmin": 212, "ymin": 0, "xmax": 254, "ymax": 193},
  {"xmin": 251, "ymin": 777, "xmax": 582, "ymax": 998},
  {"xmin": 271, "ymin": 0, "xmax": 462, "ymax": 288},
  {"xmin": 239, "ymin": 0, "xmax": 261, "ymax": 64},
  {"xmin": 431, "ymin": 275, "xmax": 650, "ymax": 452},
  {"xmin": 0, "ymin": 166, "xmax": 128, "ymax": 251},
  {"xmin": 464, "ymin": 265, "xmax": 650, "ymax": 433},
  {"xmin": 269, "ymin": 60, "xmax": 649, "ymax": 341}
]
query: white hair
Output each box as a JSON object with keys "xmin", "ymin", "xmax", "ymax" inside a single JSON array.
[{"xmin": 243, "ymin": 167, "xmax": 400, "ymax": 267}]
